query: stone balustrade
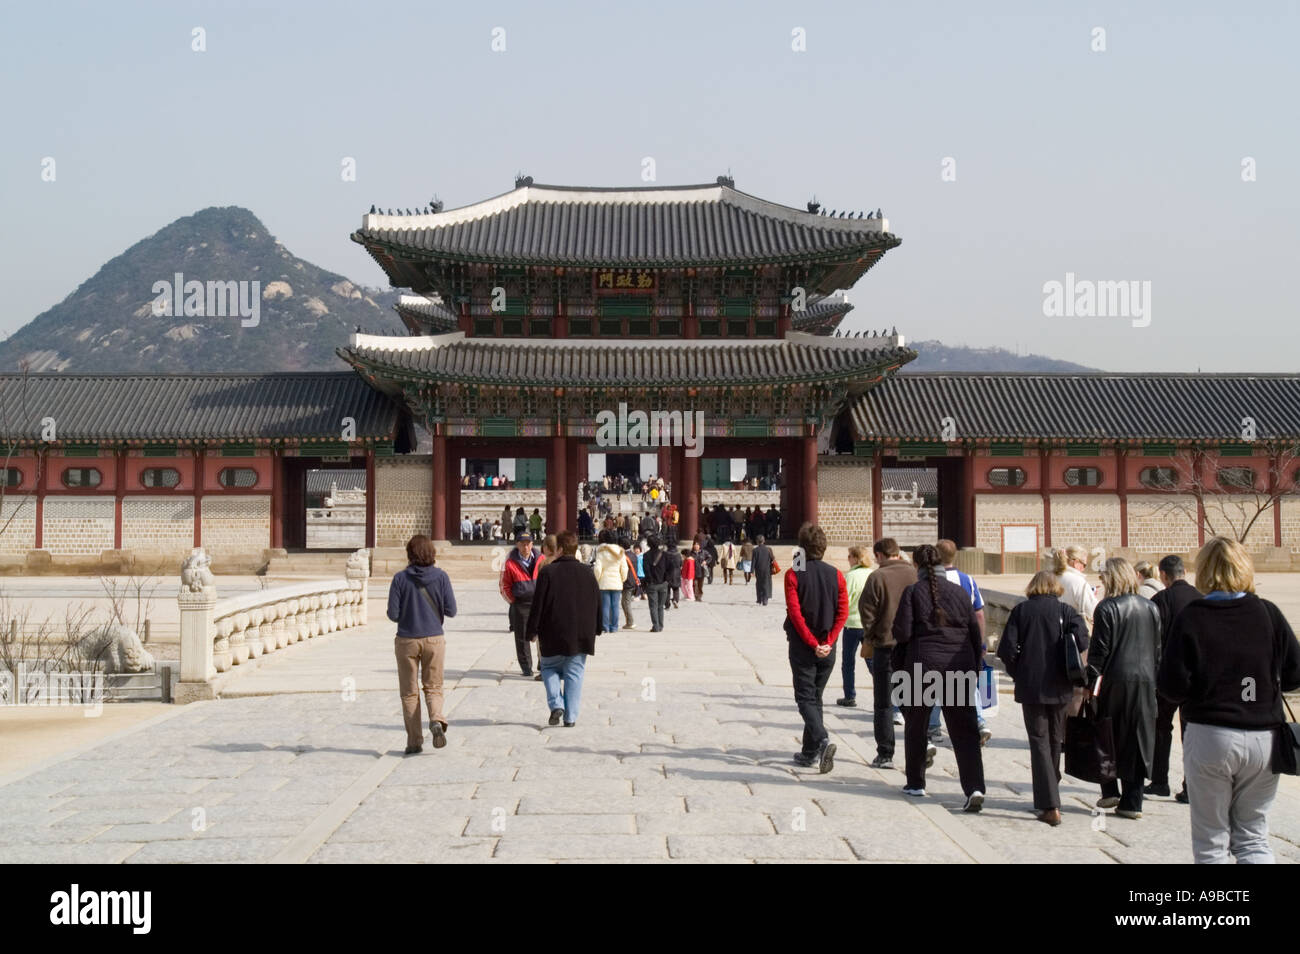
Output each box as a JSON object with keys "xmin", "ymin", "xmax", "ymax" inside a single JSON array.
[{"xmin": 177, "ymin": 547, "xmax": 370, "ymax": 697}]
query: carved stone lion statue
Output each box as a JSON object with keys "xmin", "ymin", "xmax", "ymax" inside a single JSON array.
[
  {"xmin": 181, "ymin": 548, "xmax": 216, "ymax": 594},
  {"xmin": 77, "ymin": 622, "xmax": 155, "ymax": 674}
]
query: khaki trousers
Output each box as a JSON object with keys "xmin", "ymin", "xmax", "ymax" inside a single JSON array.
[{"xmin": 395, "ymin": 635, "xmax": 446, "ymax": 749}]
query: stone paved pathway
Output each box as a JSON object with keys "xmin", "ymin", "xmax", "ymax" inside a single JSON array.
[{"xmin": 2, "ymin": 578, "xmax": 1297, "ymax": 863}]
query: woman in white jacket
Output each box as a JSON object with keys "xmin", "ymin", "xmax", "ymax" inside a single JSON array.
[
  {"xmin": 1052, "ymin": 545, "xmax": 1099, "ymax": 626},
  {"xmin": 593, "ymin": 530, "xmax": 628, "ymax": 633}
]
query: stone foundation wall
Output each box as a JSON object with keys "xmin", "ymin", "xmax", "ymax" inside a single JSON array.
[
  {"xmin": 817, "ymin": 459, "xmax": 872, "ymax": 544},
  {"xmin": 975, "ymin": 494, "xmax": 1045, "ymax": 553},
  {"xmin": 0, "ymin": 497, "xmax": 38, "ymax": 555},
  {"xmin": 1281, "ymin": 498, "xmax": 1300, "ymax": 554},
  {"xmin": 200, "ymin": 496, "xmax": 270, "ymax": 560},
  {"xmin": 42, "ymin": 496, "xmax": 115, "ymax": 555},
  {"xmin": 1126, "ymin": 494, "xmax": 1201, "ymax": 553},
  {"xmin": 1049, "ymin": 495, "xmax": 1122, "ymax": 552},
  {"xmin": 376, "ymin": 456, "xmax": 432, "ymax": 547},
  {"xmin": 122, "ymin": 496, "xmax": 195, "ymax": 555}
]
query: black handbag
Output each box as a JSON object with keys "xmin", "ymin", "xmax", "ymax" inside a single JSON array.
[
  {"xmin": 1062, "ymin": 614, "xmax": 1088, "ymax": 687},
  {"xmin": 1276, "ymin": 696, "xmax": 1300, "ymax": 775},
  {"xmin": 1064, "ymin": 698, "xmax": 1118, "ymax": 783}
]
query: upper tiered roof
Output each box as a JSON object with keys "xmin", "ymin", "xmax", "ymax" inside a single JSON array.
[
  {"xmin": 339, "ymin": 330, "xmax": 914, "ymax": 390},
  {"xmin": 353, "ymin": 177, "xmax": 900, "ymax": 296}
]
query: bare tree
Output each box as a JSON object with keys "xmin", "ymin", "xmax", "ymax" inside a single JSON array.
[{"xmin": 1144, "ymin": 444, "xmax": 1300, "ymax": 545}]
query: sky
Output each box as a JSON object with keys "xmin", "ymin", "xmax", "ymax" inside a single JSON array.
[{"xmin": 1, "ymin": 0, "xmax": 1297, "ymax": 371}]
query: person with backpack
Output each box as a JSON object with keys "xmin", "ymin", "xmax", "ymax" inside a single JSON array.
[
  {"xmin": 387, "ymin": 535, "xmax": 458, "ymax": 755},
  {"xmin": 512, "ymin": 507, "xmax": 528, "ymax": 539},
  {"xmin": 620, "ymin": 543, "xmax": 640, "ymax": 629},
  {"xmin": 499, "ymin": 531, "xmax": 546, "ymax": 678}
]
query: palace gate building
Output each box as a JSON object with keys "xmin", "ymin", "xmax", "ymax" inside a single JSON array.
[{"xmin": 3, "ymin": 177, "xmax": 1300, "ymax": 571}]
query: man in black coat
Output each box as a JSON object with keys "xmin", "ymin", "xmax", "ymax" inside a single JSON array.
[
  {"xmin": 1146, "ymin": 554, "xmax": 1201, "ymax": 800},
  {"xmin": 525, "ymin": 530, "xmax": 602, "ymax": 727}
]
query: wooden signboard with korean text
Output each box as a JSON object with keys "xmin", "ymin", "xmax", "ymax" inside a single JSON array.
[{"xmin": 594, "ymin": 268, "xmax": 656, "ymax": 294}]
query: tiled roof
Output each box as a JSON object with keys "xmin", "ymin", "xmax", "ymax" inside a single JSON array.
[
  {"xmin": 341, "ymin": 331, "xmax": 915, "ymax": 389},
  {"xmin": 395, "ymin": 295, "xmax": 459, "ymax": 333},
  {"xmin": 353, "ymin": 181, "xmax": 899, "ymax": 272},
  {"xmin": 791, "ymin": 295, "xmax": 853, "ymax": 335},
  {"xmin": 851, "ymin": 373, "xmax": 1300, "ymax": 442},
  {"xmin": 307, "ymin": 469, "xmax": 367, "ymax": 495},
  {"xmin": 0, "ymin": 372, "xmax": 407, "ymax": 443}
]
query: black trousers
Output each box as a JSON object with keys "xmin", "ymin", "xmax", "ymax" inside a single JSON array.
[
  {"xmin": 1151, "ymin": 695, "xmax": 1184, "ymax": 787},
  {"xmin": 1101, "ymin": 772, "xmax": 1145, "ymax": 812},
  {"xmin": 509, "ymin": 601, "xmax": 534, "ymax": 675},
  {"xmin": 646, "ymin": 583, "xmax": 668, "ymax": 630},
  {"xmin": 789, "ymin": 640, "xmax": 836, "ymax": 758},
  {"xmin": 903, "ymin": 702, "xmax": 986, "ymax": 795},
  {"xmin": 867, "ymin": 651, "xmax": 895, "ymax": 759},
  {"xmin": 1022, "ymin": 701, "xmax": 1068, "ymax": 810}
]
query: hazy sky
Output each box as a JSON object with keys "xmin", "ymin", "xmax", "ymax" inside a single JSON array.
[{"xmin": 2, "ymin": 1, "xmax": 1297, "ymax": 371}]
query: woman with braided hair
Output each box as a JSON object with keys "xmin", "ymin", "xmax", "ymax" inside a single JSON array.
[{"xmin": 891, "ymin": 544, "xmax": 987, "ymax": 810}]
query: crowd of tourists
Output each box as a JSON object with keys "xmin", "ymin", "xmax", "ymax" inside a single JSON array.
[{"xmin": 386, "ymin": 521, "xmax": 1300, "ymax": 865}]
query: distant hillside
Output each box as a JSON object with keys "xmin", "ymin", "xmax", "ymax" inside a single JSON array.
[
  {"xmin": 903, "ymin": 339, "xmax": 1098, "ymax": 372},
  {"xmin": 0, "ymin": 207, "xmax": 402, "ymax": 372}
]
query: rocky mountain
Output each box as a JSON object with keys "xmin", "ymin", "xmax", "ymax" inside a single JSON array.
[
  {"xmin": 0, "ymin": 207, "xmax": 403, "ymax": 372},
  {"xmin": 902, "ymin": 339, "xmax": 1097, "ymax": 372},
  {"xmin": 0, "ymin": 207, "xmax": 1098, "ymax": 374}
]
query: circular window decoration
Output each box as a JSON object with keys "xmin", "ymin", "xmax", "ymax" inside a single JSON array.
[
  {"xmin": 62, "ymin": 467, "xmax": 102, "ymax": 488},
  {"xmin": 1063, "ymin": 466, "xmax": 1103, "ymax": 487},
  {"xmin": 1217, "ymin": 467, "xmax": 1257, "ymax": 491},
  {"xmin": 140, "ymin": 467, "xmax": 181, "ymax": 489},
  {"xmin": 987, "ymin": 466, "xmax": 1027, "ymax": 487},
  {"xmin": 1138, "ymin": 467, "xmax": 1178, "ymax": 490},
  {"xmin": 218, "ymin": 467, "xmax": 259, "ymax": 489},
  {"xmin": 2, "ymin": 467, "xmax": 22, "ymax": 488}
]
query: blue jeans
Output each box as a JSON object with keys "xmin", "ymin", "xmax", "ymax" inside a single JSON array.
[
  {"xmin": 541, "ymin": 653, "xmax": 587, "ymax": 724},
  {"xmin": 600, "ymin": 590, "xmax": 621, "ymax": 633},
  {"xmin": 840, "ymin": 628, "xmax": 863, "ymax": 698}
]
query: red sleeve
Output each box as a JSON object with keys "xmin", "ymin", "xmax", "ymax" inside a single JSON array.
[
  {"xmin": 499, "ymin": 562, "xmax": 514, "ymax": 603},
  {"xmin": 784, "ymin": 571, "xmax": 819, "ymax": 649},
  {"xmin": 826, "ymin": 569, "xmax": 849, "ymax": 647}
]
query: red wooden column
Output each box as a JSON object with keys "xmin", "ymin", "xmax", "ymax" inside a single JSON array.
[
  {"xmin": 364, "ymin": 448, "xmax": 376, "ymax": 548},
  {"xmin": 194, "ymin": 447, "xmax": 205, "ymax": 546},
  {"xmin": 960, "ymin": 448, "xmax": 977, "ymax": 548},
  {"xmin": 566, "ymin": 436, "xmax": 584, "ymax": 523},
  {"xmin": 1040, "ymin": 445, "xmax": 1052, "ymax": 548},
  {"xmin": 270, "ymin": 447, "xmax": 284, "ymax": 549},
  {"xmin": 780, "ymin": 444, "xmax": 801, "ymax": 537},
  {"xmin": 445, "ymin": 443, "xmax": 461, "ymax": 541},
  {"xmin": 1274, "ymin": 451, "xmax": 1284, "ymax": 548},
  {"xmin": 34, "ymin": 448, "xmax": 47, "ymax": 549},
  {"xmin": 431, "ymin": 432, "xmax": 447, "ymax": 541},
  {"xmin": 1117, "ymin": 446, "xmax": 1129, "ymax": 547},
  {"xmin": 678, "ymin": 445, "xmax": 700, "ymax": 540},
  {"xmin": 547, "ymin": 434, "xmax": 568, "ymax": 536},
  {"xmin": 113, "ymin": 448, "xmax": 126, "ymax": 550},
  {"xmin": 1193, "ymin": 450, "xmax": 1206, "ymax": 546},
  {"xmin": 801, "ymin": 433, "xmax": 818, "ymax": 528},
  {"xmin": 658, "ymin": 445, "xmax": 672, "ymax": 496},
  {"xmin": 871, "ymin": 449, "xmax": 884, "ymax": 544}
]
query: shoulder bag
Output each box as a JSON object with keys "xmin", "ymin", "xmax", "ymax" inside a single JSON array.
[
  {"xmin": 1270, "ymin": 604, "xmax": 1300, "ymax": 774},
  {"xmin": 1062, "ymin": 613, "xmax": 1088, "ymax": 687}
]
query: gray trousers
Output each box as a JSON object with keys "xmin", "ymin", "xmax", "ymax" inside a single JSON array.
[{"xmin": 1183, "ymin": 722, "xmax": 1278, "ymax": 864}]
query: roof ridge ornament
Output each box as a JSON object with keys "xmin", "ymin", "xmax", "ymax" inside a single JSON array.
[
  {"xmin": 716, "ymin": 174, "xmax": 734, "ymax": 188},
  {"xmin": 515, "ymin": 173, "xmax": 534, "ymax": 188}
]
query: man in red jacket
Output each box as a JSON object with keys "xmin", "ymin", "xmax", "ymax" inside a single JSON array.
[
  {"xmin": 500, "ymin": 532, "xmax": 545, "ymax": 678},
  {"xmin": 784, "ymin": 522, "xmax": 849, "ymax": 773}
]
